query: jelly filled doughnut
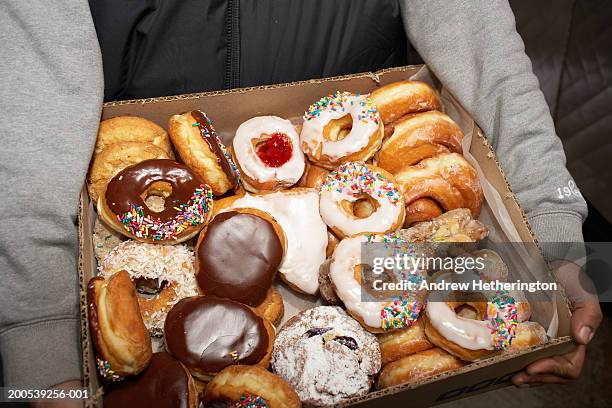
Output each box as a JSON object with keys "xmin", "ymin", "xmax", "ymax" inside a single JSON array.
[
  {"xmin": 164, "ymin": 296, "xmax": 275, "ymax": 381},
  {"xmin": 195, "ymin": 208, "xmax": 286, "ymax": 323},
  {"xmin": 375, "ymin": 110, "xmax": 464, "ymax": 174},
  {"xmin": 300, "ymin": 92, "xmax": 383, "ymax": 169},
  {"xmin": 204, "ymin": 365, "xmax": 302, "ymax": 408},
  {"xmin": 369, "ymin": 80, "xmax": 442, "ymax": 126},
  {"xmin": 94, "ymin": 116, "xmax": 174, "ymax": 157},
  {"xmin": 168, "ymin": 110, "xmax": 240, "ymax": 196},
  {"xmin": 394, "ymin": 153, "xmax": 484, "ymax": 226},
  {"xmin": 217, "ymin": 188, "xmax": 327, "ymax": 295},
  {"xmin": 319, "ymin": 162, "xmax": 405, "ymax": 238},
  {"xmin": 98, "ymin": 159, "xmax": 213, "ymax": 243},
  {"xmin": 233, "ymin": 116, "xmax": 305, "ymax": 192},
  {"xmin": 103, "ymin": 352, "xmax": 198, "ymax": 408},
  {"xmin": 329, "ymin": 234, "xmax": 425, "ymax": 333},
  {"xmin": 377, "ymin": 347, "xmax": 465, "ymax": 389},
  {"xmin": 99, "ymin": 240, "xmax": 198, "ymax": 336},
  {"xmin": 377, "ymin": 319, "xmax": 433, "ymax": 366},
  {"xmin": 87, "ymin": 270, "xmax": 152, "ymax": 381},
  {"xmin": 271, "ymin": 306, "xmax": 381, "ymax": 406}
]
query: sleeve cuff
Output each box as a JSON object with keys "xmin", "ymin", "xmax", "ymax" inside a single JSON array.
[
  {"xmin": 0, "ymin": 318, "xmax": 82, "ymax": 388},
  {"xmin": 527, "ymin": 210, "xmax": 586, "ymax": 262}
]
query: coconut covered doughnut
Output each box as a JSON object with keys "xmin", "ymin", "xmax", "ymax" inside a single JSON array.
[
  {"xmin": 168, "ymin": 110, "xmax": 240, "ymax": 196},
  {"xmin": 271, "ymin": 306, "xmax": 381, "ymax": 406},
  {"xmin": 369, "ymin": 80, "xmax": 442, "ymax": 127},
  {"xmin": 300, "ymin": 92, "xmax": 383, "ymax": 169},
  {"xmin": 233, "ymin": 116, "xmax": 305, "ymax": 192},
  {"xmin": 375, "ymin": 110, "xmax": 464, "ymax": 174},
  {"xmin": 98, "ymin": 159, "xmax": 213, "ymax": 243},
  {"xmin": 87, "ymin": 271, "xmax": 152, "ymax": 381},
  {"xmin": 217, "ymin": 188, "xmax": 327, "ymax": 295},
  {"xmin": 395, "ymin": 153, "xmax": 484, "ymax": 225},
  {"xmin": 329, "ymin": 234, "xmax": 426, "ymax": 333},
  {"xmin": 203, "ymin": 365, "xmax": 301, "ymax": 408},
  {"xmin": 94, "ymin": 116, "xmax": 175, "ymax": 157},
  {"xmin": 99, "ymin": 240, "xmax": 198, "ymax": 336},
  {"xmin": 319, "ymin": 162, "xmax": 405, "ymax": 238}
]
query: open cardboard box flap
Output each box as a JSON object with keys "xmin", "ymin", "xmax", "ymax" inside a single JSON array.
[{"xmin": 78, "ymin": 65, "xmax": 575, "ymax": 407}]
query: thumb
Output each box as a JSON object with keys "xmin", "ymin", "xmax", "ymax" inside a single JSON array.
[{"xmin": 570, "ymin": 300, "xmax": 602, "ymax": 345}]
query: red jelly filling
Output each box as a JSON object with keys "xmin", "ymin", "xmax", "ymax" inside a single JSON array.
[{"xmin": 255, "ymin": 133, "xmax": 293, "ymax": 167}]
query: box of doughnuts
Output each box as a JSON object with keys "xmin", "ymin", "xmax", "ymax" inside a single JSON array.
[{"xmin": 78, "ymin": 65, "xmax": 574, "ymax": 407}]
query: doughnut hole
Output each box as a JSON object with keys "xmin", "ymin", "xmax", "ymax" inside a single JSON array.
[
  {"xmin": 339, "ymin": 194, "xmax": 380, "ymax": 219},
  {"xmin": 141, "ymin": 181, "xmax": 172, "ymax": 212},
  {"xmin": 323, "ymin": 114, "xmax": 353, "ymax": 141},
  {"xmin": 355, "ymin": 263, "xmax": 398, "ymax": 300},
  {"xmin": 134, "ymin": 277, "xmax": 168, "ymax": 296},
  {"xmin": 455, "ymin": 304, "xmax": 479, "ymax": 320}
]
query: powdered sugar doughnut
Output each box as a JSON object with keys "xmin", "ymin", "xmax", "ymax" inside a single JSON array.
[
  {"xmin": 300, "ymin": 92, "xmax": 383, "ymax": 169},
  {"xmin": 319, "ymin": 162, "xmax": 405, "ymax": 238},
  {"xmin": 99, "ymin": 240, "xmax": 198, "ymax": 336},
  {"xmin": 271, "ymin": 306, "xmax": 380, "ymax": 406},
  {"xmin": 233, "ymin": 116, "xmax": 305, "ymax": 192},
  {"xmin": 330, "ymin": 234, "xmax": 425, "ymax": 333}
]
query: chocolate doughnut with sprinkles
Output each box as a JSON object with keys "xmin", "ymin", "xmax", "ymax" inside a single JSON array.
[{"xmin": 98, "ymin": 159, "xmax": 213, "ymax": 244}]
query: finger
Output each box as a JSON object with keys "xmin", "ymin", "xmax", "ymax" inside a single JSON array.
[
  {"xmin": 525, "ymin": 345, "xmax": 585, "ymax": 379},
  {"xmin": 511, "ymin": 371, "xmax": 529, "ymax": 386},
  {"xmin": 524, "ymin": 374, "xmax": 570, "ymax": 385},
  {"xmin": 570, "ymin": 300, "xmax": 603, "ymax": 345}
]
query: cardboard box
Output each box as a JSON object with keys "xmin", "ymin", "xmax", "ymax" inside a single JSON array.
[{"xmin": 78, "ymin": 65, "xmax": 575, "ymax": 407}]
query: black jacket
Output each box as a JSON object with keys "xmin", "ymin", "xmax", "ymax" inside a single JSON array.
[{"xmin": 90, "ymin": 0, "xmax": 420, "ymax": 101}]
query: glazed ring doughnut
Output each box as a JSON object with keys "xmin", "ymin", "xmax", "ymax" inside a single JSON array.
[
  {"xmin": 233, "ymin": 116, "xmax": 305, "ymax": 192},
  {"xmin": 87, "ymin": 270, "xmax": 152, "ymax": 381},
  {"xmin": 87, "ymin": 141, "xmax": 172, "ymax": 204},
  {"xmin": 377, "ymin": 347, "xmax": 465, "ymax": 389},
  {"xmin": 377, "ymin": 319, "xmax": 433, "ymax": 366},
  {"xmin": 329, "ymin": 233, "xmax": 425, "ymax": 333},
  {"xmin": 94, "ymin": 116, "xmax": 174, "ymax": 157},
  {"xmin": 98, "ymin": 158, "xmax": 213, "ymax": 243},
  {"xmin": 164, "ymin": 296, "xmax": 275, "ymax": 382},
  {"xmin": 203, "ymin": 365, "xmax": 301, "ymax": 408},
  {"xmin": 319, "ymin": 162, "xmax": 405, "ymax": 238},
  {"xmin": 300, "ymin": 91, "xmax": 383, "ymax": 169},
  {"xmin": 168, "ymin": 110, "xmax": 240, "ymax": 196},
  {"xmin": 195, "ymin": 208, "xmax": 286, "ymax": 324},
  {"xmin": 369, "ymin": 80, "xmax": 442, "ymax": 126},
  {"xmin": 395, "ymin": 153, "xmax": 484, "ymax": 225},
  {"xmin": 99, "ymin": 240, "xmax": 198, "ymax": 336},
  {"xmin": 424, "ymin": 290, "xmax": 520, "ymax": 362},
  {"xmin": 375, "ymin": 110, "xmax": 464, "ymax": 174}
]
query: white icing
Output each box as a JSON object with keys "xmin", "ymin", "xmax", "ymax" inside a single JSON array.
[
  {"xmin": 426, "ymin": 301, "xmax": 494, "ymax": 350},
  {"xmin": 233, "ymin": 116, "xmax": 305, "ymax": 186},
  {"xmin": 300, "ymin": 93, "xmax": 380, "ymax": 160},
  {"xmin": 226, "ymin": 190, "xmax": 327, "ymax": 294}
]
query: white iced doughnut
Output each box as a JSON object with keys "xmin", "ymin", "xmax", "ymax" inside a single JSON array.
[
  {"xmin": 329, "ymin": 234, "xmax": 425, "ymax": 332},
  {"xmin": 300, "ymin": 92, "xmax": 382, "ymax": 168},
  {"xmin": 224, "ymin": 188, "xmax": 327, "ymax": 295},
  {"xmin": 319, "ymin": 161, "xmax": 405, "ymax": 238},
  {"xmin": 233, "ymin": 116, "xmax": 305, "ymax": 191}
]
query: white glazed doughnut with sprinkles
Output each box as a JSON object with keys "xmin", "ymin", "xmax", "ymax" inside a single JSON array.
[
  {"xmin": 300, "ymin": 92, "xmax": 383, "ymax": 168},
  {"xmin": 319, "ymin": 161, "xmax": 405, "ymax": 238}
]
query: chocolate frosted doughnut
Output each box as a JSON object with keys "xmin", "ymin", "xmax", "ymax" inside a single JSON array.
[
  {"xmin": 99, "ymin": 158, "xmax": 213, "ymax": 243},
  {"xmin": 195, "ymin": 209, "xmax": 284, "ymax": 307},
  {"xmin": 164, "ymin": 296, "xmax": 274, "ymax": 381},
  {"xmin": 103, "ymin": 352, "xmax": 197, "ymax": 408}
]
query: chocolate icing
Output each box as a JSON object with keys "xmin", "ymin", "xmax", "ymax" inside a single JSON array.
[
  {"xmin": 164, "ymin": 296, "xmax": 269, "ymax": 373},
  {"xmin": 196, "ymin": 211, "xmax": 282, "ymax": 306},
  {"xmin": 105, "ymin": 159, "xmax": 203, "ymax": 221},
  {"xmin": 191, "ymin": 110, "xmax": 238, "ymax": 184},
  {"xmin": 103, "ymin": 352, "xmax": 191, "ymax": 408}
]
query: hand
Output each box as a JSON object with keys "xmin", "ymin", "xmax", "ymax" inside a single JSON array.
[
  {"xmin": 512, "ymin": 260, "xmax": 602, "ymax": 387},
  {"xmin": 31, "ymin": 380, "xmax": 83, "ymax": 408}
]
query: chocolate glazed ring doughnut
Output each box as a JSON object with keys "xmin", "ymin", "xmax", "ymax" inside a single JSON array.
[
  {"xmin": 164, "ymin": 296, "xmax": 275, "ymax": 382},
  {"xmin": 87, "ymin": 271, "xmax": 152, "ymax": 381},
  {"xmin": 98, "ymin": 159, "xmax": 213, "ymax": 243},
  {"xmin": 103, "ymin": 352, "xmax": 198, "ymax": 408},
  {"xmin": 195, "ymin": 208, "xmax": 286, "ymax": 324},
  {"xmin": 168, "ymin": 110, "xmax": 240, "ymax": 196}
]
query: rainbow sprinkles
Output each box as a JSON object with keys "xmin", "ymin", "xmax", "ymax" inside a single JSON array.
[{"xmin": 304, "ymin": 91, "xmax": 379, "ymax": 125}]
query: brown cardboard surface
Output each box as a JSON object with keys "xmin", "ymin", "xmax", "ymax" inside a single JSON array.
[{"xmin": 78, "ymin": 65, "xmax": 574, "ymax": 407}]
